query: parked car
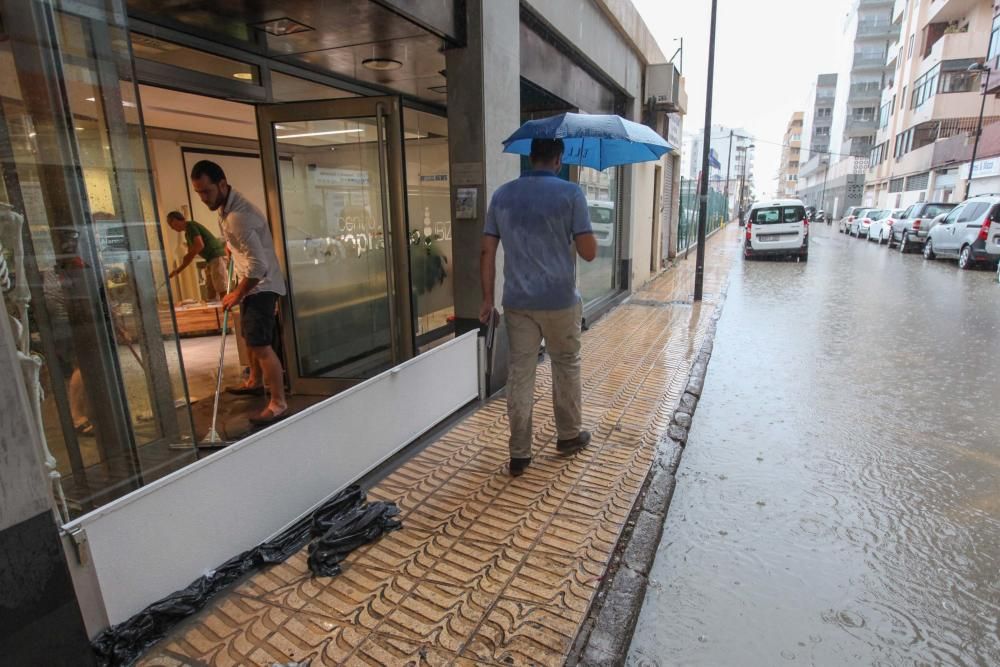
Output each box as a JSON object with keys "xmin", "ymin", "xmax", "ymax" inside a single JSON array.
[
  {"xmin": 744, "ymin": 199, "xmax": 809, "ymax": 261},
  {"xmin": 587, "ymin": 200, "xmax": 615, "ymax": 248},
  {"xmin": 851, "ymin": 209, "xmax": 884, "ymax": 237},
  {"xmin": 839, "ymin": 206, "xmax": 865, "ymax": 234},
  {"xmin": 868, "ymin": 208, "xmax": 906, "ymax": 244},
  {"xmin": 922, "ymin": 194, "xmax": 1000, "ymax": 269},
  {"xmin": 888, "ymin": 201, "xmax": 957, "ymax": 252}
]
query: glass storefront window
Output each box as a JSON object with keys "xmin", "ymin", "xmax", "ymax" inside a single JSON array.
[
  {"xmin": 577, "ymin": 166, "xmax": 619, "ymax": 303},
  {"xmin": 402, "ymin": 109, "xmax": 453, "ymax": 340},
  {"xmin": 131, "ymin": 32, "xmax": 261, "ymax": 85},
  {"xmin": 0, "ymin": 0, "xmax": 193, "ymax": 520}
]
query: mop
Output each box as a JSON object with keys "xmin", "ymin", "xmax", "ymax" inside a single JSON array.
[{"xmin": 201, "ymin": 256, "xmax": 235, "ymax": 445}]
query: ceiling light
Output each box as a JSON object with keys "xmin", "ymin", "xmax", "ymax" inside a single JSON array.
[
  {"xmin": 276, "ymin": 128, "xmax": 364, "ymax": 140},
  {"xmin": 233, "ymin": 72, "xmax": 254, "ymax": 81},
  {"xmin": 363, "ymin": 58, "xmax": 402, "ymax": 72},
  {"xmin": 75, "ymin": 126, "xmax": 84, "ymax": 131},
  {"xmin": 86, "ymin": 97, "xmax": 96, "ymax": 102},
  {"xmin": 254, "ymin": 17, "xmax": 313, "ymax": 36},
  {"xmin": 122, "ymin": 101, "xmax": 136, "ymax": 108}
]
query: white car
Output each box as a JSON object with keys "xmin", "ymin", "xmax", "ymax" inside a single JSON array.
[
  {"xmin": 588, "ymin": 200, "xmax": 615, "ymax": 248},
  {"xmin": 744, "ymin": 198, "xmax": 809, "ymax": 261},
  {"xmin": 851, "ymin": 208, "xmax": 884, "ymax": 237},
  {"xmin": 867, "ymin": 208, "xmax": 905, "ymax": 244}
]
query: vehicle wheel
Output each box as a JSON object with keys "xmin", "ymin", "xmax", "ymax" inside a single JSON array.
[
  {"xmin": 923, "ymin": 238, "xmax": 936, "ymax": 260},
  {"xmin": 879, "ymin": 232, "xmax": 887, "ymax": 245},
  {"xmin": 899, "ymin": 233, "xmax": 910, "ymax": 253},
  {"xmin": 800, "ymin": 253, "xmax": 809, "ymax": 262},
  {"xmin": 958, "ymin": 245, "xmax": 974, "ymax": 270}
]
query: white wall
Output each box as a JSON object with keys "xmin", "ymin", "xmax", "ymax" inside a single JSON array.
[{"xmin": 630, "ymin": 161, "xmax": 657, "ymax": 288}]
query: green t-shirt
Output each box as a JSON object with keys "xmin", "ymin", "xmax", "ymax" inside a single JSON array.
[{"xmin": 184, "ymin": 220, "xmax": 226, "ymax": 261}]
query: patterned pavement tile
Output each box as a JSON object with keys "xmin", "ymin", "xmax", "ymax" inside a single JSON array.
[{"xmin": 139, "ymin": 225, "xmax": 739, "ymax": 666}]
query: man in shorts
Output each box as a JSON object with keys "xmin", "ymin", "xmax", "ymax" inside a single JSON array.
[
  {"xmin": 190, "ymin": 160, "xmax": 288, "ymax": 426},
  {"xmin": 165, "ymin": 211, "xmax": 229, "ymax": 299}
]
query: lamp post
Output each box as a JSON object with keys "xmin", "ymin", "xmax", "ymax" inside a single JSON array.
[
  {"xmin": 963, "ymin": 62, "xmax": 991, "ymax": 200},
  {"xmin": 819, "ymin": 156, "xmax": 830, "ymax": 218},
  {"xmin": 693, "ymin": 0, "xmax": 719, "ymax": 302}
]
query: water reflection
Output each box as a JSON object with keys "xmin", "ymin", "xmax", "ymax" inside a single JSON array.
[{"xmin": 628, "ymin": 226, "xmax": 1000, "ymax": 666}]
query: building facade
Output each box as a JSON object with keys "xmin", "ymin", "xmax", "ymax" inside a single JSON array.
[
  {"xmin": 0, "ymin": 0, "xmax": 686, "ymax": 656},
  {"xmin": 866, "ymin": 0, "xmax": 1000, "ymax": 207},
  {"xmin": 778, "ymin": 112, "xmax": 805, "ymax": 197},
  {"xmin": 799, "ymin": 0, "xmax": 900, "ymax": 218}
]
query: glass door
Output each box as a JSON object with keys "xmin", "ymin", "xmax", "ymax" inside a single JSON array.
[{"xmin": 256, "ymin": 97, "xmax": 414, "ymax": 395}]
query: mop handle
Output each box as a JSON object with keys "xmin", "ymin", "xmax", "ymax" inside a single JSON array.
[{"xmin": 207, "ymin": 256, "xmax": 236, "ymax": 440}]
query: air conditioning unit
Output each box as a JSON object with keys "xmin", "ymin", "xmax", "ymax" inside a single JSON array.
[{"xmin": 646, "ymin": 63, "xmax": 683, "ymax": 113}]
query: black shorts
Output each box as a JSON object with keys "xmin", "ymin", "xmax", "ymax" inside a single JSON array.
[{"xmin": 240, "ymin": 291, "xmax": 279, "ymax": 347}]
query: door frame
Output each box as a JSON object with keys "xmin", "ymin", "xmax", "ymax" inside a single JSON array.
[{"xmin": 256, "ymin": 96, "xmax": 415, "ymax": 395}]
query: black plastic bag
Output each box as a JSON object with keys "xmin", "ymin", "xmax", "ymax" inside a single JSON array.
[
  {"xmin": 307, "ymin": 501, "xmax": 402, "ymax": 576},
  {"xmin": 91, "ymin": 485, "xmax": 399, "ymax": 666}
]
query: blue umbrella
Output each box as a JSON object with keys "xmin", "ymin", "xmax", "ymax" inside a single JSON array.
[{"xmin": 502, "ymin": 112, "xmax": 673, "ymax": 170}]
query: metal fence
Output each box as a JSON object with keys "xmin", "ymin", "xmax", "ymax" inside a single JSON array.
[{"xmin": 677, "ymin": 178, "xmax": 728, "ymax": 255}]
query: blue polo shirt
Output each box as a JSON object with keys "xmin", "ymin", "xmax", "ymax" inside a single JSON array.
[{"xmin": 484, "ymin": 170, "xmax": 594, "ymax": 311}]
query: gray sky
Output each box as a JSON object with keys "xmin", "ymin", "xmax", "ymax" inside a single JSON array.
[{"xmin": 634, "ymin": 0, "xmax": 854, "ymax": 197}]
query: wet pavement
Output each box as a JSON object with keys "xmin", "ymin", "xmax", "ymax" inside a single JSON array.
[{"xmin": 627, "ymin": 224, "xmax": 1000, "ymax": 666}]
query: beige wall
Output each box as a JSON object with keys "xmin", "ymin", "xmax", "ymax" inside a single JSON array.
[{"xmin": 629, "ymin": 161, "xmax": 657, "ymax": 288}]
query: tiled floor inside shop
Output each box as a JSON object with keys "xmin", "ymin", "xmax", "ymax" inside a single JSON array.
[{"xmin": 138, "ymin": 226, "xmax": 739, "ymax": 666}]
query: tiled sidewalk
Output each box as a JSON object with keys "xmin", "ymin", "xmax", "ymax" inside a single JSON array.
[{"xmin": 139, "ymin": 225, "xmax": 739, "ymax": 667}]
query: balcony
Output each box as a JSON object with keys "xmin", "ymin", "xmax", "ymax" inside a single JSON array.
[
  {"xmin": 856, "ymin": 20, "xmax": 898, "ymax": 41},
  {"xmin": 853, "ymin": 53, "xmax": 889, "ymax": 70},
  {"xmin": 849, "ymin": 84, "xmax": 883, "ymax": 103},
  {"xmin": 925, "ymin": 0, "xmax": 981, "ymax": 25},
  {"xmin": 924, "ymin": 29, "xmax": 980, "ymax": 68},
  {"xmin": 892, "ymin": 0, "xmax": 906, "ymax": 23},
  {"xmin": 846, "ymin": 118, "xmax": 879, "ymax": 134}
]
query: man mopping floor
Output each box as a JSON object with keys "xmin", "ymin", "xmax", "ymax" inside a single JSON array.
[
  {"xmin": 479, "ymin": 138, "xmax": 597, "ymax": 476},
  {"xmin": 190, "ymin": 160, "xmax": 288, "ymax": 427}
]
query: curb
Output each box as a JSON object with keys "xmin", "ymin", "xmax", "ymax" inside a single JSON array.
[{"xmin": 567, "ymin": 282, "xmax": 730, "ymax": 667}]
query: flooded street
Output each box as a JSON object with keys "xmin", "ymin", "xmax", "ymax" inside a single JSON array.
[{"xmin": 628, "ymin": 224, "xmax": 1000, "ymax": 666}]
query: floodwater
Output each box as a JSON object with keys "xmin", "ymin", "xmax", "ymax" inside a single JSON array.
[{"xmin": 627, "ymin": 224, "xmax": 1000, "ymax": 666}]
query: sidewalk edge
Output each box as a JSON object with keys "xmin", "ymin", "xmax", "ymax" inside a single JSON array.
[{"xmin": 567, "ymin": 273, "xmax": 732, "ymax": 667}]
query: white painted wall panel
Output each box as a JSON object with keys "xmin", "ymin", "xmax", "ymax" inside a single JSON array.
[{"xmin": 64, "ymin": 331, "xmax": 479, "ymax": 625}]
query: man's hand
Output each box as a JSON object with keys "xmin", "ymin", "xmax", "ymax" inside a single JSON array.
[
  {"xmin": 222, "ymin": 289, "xmax": 243, "ymax": 311},
  {"xmin": 479, "ymin": 301, "xmax": 495, "ymax": 324}
]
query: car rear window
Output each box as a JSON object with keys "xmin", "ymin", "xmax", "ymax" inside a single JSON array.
[
  {"xmin": 753, "ymin": 206, "xmax": 805, "ymax": 224},
  {"xmin": 922, "ymin": 203, "xmax": 956, "ymax": 218},
  {"xmin": 589, "ymin": 207, "xmax": 613, "ymax": 225}
]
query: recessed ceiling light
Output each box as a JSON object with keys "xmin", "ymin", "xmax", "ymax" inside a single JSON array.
[
  {"xmin": 276, "ymin": 128, "xmax": 364, "ymax": 140},
  {"xmin": 75, "ymin": 126, "xmax": 84, "ymax": 131},
  {"xmin": 86, "ymin": 97, "xmax": 95, "ymax": 102},
  {"xmin": 363, "ymin": 58, "xmax": 403, "ymax": 72},
  {"xmin": 233, "ymin": 72, "xmax": 254, "ymax": 81},
  {"xmin": 254, "ymin": 17, "xmax": 313, "ymax": 36}
]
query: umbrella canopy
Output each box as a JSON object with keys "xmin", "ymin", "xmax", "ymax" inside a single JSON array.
[{"xmin": 502, "ymin": 112, "xmax": 673, "ymax": 170}]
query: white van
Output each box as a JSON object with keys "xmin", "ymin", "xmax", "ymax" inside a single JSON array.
[
  {"xmin": 587, "ymin": 200, "xmax": 615, "ymax": 248},
  {"xmin": 744, "ymin": 199, "xmax": 809, "ymax": 261}
]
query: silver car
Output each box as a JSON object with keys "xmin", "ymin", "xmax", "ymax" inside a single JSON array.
[
  {"xmin": 923, "ymin": 195, "xmax": 1000, "ymax": 269},
  {"xmin": 888, "ymin": 201, "xmax": 957, "ymax": 252}
]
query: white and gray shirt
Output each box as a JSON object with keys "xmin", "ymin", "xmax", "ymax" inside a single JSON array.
[{"xmin": 219, "ymin": 187, "xmax": 286, "ymax": 297}]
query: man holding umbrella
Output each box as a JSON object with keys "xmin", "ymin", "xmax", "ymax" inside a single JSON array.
[{"xmin": 480, "ymin": 138, "xmax": 597, "ymax": 476}]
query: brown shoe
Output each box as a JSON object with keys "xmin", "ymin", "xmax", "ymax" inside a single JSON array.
[
  {"xmin": 509, "ymin": 457, "xmax": 531, "ymax": 477},
  {"xmin": 226, "ymin": 384, "xmax": 265, "ymax": 396},
  {"xmin": 556, "ymin": 431, "xmax": 591, "ymax": 456}
]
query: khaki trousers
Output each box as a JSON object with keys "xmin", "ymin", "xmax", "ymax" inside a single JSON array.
[
  {"xmin": 205, "ymin": 256, "xmax": 230, "ymax": 300},
  {"xmin": 504, "ymin": 302, "xmax": 583, "ymax": 459}
]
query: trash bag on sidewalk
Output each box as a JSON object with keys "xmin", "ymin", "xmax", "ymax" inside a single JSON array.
[
  {"xmin": 91, "ymin": 485, "xmax": 399, "ymax": 667},
  {"xmin": 307, "ymin": 501, "xmax": 401, "ymax": 576}
]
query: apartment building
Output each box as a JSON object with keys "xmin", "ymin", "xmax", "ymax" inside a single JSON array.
[
  {"xmin": 778, "ymin": 112, "xmax": 805, "ymax": 197},
  {"xmin": 685, "ymin": 125, "xmax": 755, "ymax": 212},
  {"xmin": 799, "ymin": 0, "xmax": 899, "ymax": 217},
  {"xmin": 866, "ymin": 0, "xmax": 1000, "ymax": 207}
]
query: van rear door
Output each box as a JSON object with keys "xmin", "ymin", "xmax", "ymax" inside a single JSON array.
[{"xmin": 750, "ymin": 205, "xmax": 805, "ymax": 251}]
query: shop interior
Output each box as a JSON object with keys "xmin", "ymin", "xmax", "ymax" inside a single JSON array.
[{"xmin": 1, "ymin": 17, "xmax": 455, "ymax": 518}]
